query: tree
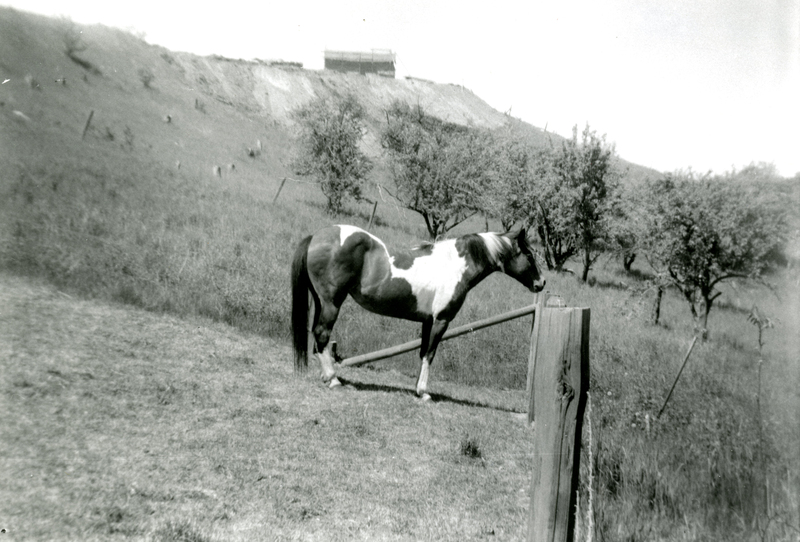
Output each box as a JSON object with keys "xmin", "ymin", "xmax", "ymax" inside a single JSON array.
[
  {"xmin": 555, "ymin": 125, "xmax": 619, "ymax": 282},
  {"xmin": 62, "ymin": 18, "xmax": 87, "ymax": 58},
  {"xmin": 61, "ymin": 18, "xmax": 101, "ymax": 75},
  {"xmin": 532, "ymin": 125, "xmax": 619, "ymax": 280},
  {"xmin": 137, "ymin": 68, "xmax": 155, "ymax": 89},
  {"xmin": 481, "ymin": 120, "xmax": 541, "ymax": 231},
  {"xmin": 638, "ymin": 171, "xmax": 789, "ymax": 339},
  {"xmin": 292, "ymin": 94, "xmax": 372, "ymax": 214},
  {"xmin": 381, "ymin": 101, "xmax": 491, "ymax": 239},
  {"xmin": 532, "ymin": 149, "xmax": 574, "ymax": 272},
  {"xmin": 608, "ymin": 182, "xmax": 646, "ymax": 273}
]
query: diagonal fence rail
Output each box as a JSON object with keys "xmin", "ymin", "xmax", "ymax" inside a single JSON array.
[{"xmin": 337, "ymin": 303, "xmax": 538, "ymax": 368}]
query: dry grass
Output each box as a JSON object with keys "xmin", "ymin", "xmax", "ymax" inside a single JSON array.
[{"xmin": 0, "ymin": 273, "xmax": 535, "ymax": 541}]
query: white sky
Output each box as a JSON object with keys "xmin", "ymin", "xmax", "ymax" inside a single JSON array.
[{"xmin": 6, "ymin": 0, "xmax": 800, "ymax": 177}]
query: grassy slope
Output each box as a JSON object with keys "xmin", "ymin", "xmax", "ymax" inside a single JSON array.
[
  {"xmin": 0, "ymin": 272, "xmax": 535, "ymax": 541},
  {"xmin": 1, "ymin": 7, "xmax": 799, "ymax": 541}
]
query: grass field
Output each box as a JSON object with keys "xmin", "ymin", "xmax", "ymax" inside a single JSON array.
[
  {"xmin": 1, "ymin": 272, "xmax": 540, "ymax": 541},
  {"xmin": 2, "ymin": 8, "xmax": 799, "ymax": 540}
]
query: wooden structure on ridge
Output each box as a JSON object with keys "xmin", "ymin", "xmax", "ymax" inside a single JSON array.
[{"xmin": 324, "ymin": 49, "xmax": 396, "ymax": 77}]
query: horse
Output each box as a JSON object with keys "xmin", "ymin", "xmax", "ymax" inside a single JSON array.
[{"xmin": 291, "ymin": 225, "xmax": 545, "ymax": 401}]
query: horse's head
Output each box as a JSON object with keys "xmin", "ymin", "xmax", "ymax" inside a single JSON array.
[{"xmin": 503, "ymin": 228, "xmax": 546, "ymax": 293}]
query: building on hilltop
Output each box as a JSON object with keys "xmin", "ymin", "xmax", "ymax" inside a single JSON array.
[{"xmin": 324, "ymin": 49, "xmax": 396, "ymax": 78}]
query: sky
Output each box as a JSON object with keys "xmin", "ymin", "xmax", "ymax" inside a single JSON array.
[{"xmin": 6, "ymin": 0, "xmax": 800, "ymax": 177}]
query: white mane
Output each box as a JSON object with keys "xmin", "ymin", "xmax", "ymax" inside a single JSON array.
[{"xmin": 478, "ymin": 233, "xmax": 512, "ymax": 266}]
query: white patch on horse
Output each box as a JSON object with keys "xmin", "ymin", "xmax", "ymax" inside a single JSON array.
[
  {"xmin": 390, "ymin": 239, "xmax": 468, "ymax": 318},
  {"xmin": 338, "ymin": 224, "xmax": 364, "ymax": 246},
  {"xmin": 478, "ymin": 233, "xmax": 512, "ymax": 268},
  {"xmin": 337, "ymin": 224, "xmax": 387, "ymax": 248}
]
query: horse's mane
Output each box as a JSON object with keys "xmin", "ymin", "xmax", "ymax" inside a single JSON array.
[
  {"xmin": 408, "ymin": 233, "xmax": 511, "ymax": 267},
  {"xmin": 445, "ymin": 232, "xmax": 512, "ymax": 269},
  {"xmin": 477, "ymin": 232, "xmax": 512, "ymax": 265}
]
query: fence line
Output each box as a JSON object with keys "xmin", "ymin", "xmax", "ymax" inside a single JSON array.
[
  {"xmin": 338, "ymin": 303, "xmax": 537, "ymax": 368},
  {"xmin": 328, "ymin": 294, "xmax": 590, "ymax": 541}
]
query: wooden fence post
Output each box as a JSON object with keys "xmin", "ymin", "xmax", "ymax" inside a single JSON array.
[
  {"xmin": 81, "ymin": 110, "xmax": 94, "ymax": 140},
  {"xmin": 273, "ymin": 177, "xmax": 287, "ymax": 203},
  {"xmin": 527, "ymin": 306, "xmax": 590, "ymax": 542},
  {"xmin": 527, "ymin": 293, "xmax": 565, "ymax": 424},
  {"xmin": 367, "ymin": 200, "xmax": 379, "ymax": 231},
  {"xmin": 526, "ymin": 292, "xmax": 544, "ymax": 422},
  {"xmin": 656, "ymin": 335, "xmax": 697, "ymax": 419}
]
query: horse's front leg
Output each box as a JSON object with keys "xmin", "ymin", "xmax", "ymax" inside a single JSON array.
[{"xmin": 416, "ymin": 318, "xmax": 450, "ymax": 401}]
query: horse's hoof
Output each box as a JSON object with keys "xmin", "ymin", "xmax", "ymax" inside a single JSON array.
[
  {"xmin": 328, "ymin": 377, "xmax": 343, "ymax": 389},
  {"xmin": 418, "ymin": 393, "xmax": 432, "ymax": 403}
]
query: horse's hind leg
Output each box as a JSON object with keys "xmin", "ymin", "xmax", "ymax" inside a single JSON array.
[{"xmin": 313, "ymin": 299, "xmax": 342, "ymax": 388}]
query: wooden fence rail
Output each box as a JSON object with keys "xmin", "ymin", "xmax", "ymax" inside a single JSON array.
[{"xmin": 337, "ymin": 303, "xmax": 538, "ymax": 368}]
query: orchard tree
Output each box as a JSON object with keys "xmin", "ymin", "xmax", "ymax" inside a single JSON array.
[
  {"xmin": 609, "ymin": 182, "xmax": 671, "ymax": 324},
  {"xmin": 639, "ymin": 171, "xmax": 789, "ymax": 339},
  {"xmin": 554, "ymin": 125, "xmax": 619, "ymax": 282},
  {"xmin": 608, "ymin": 182, "xmax": 646, "ymax": 273},
  {"xmin": 481, "ymin": 121, "xmax": 541, "ymax": 231},
  {"xmin": 533, "ymin": 125, "xmax": 619, "ymax": 280},
  {"xmin": 381, "ymin": 101, "xmax": 491, "ymax": 239},
  {"xmin": 291, "ymin": 94, "xmax": 372, "ymax": 214},
  {"xmin": 529, "ymin": 150, "xmax": 577, "ymax": 271}
]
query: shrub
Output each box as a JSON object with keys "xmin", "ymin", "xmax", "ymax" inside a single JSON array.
[
  {"xmin": 291, "ymin": 94, "xmax": 372, "ymax": 214},
  {"xmin": 137, "ymin": 67, "xmax": 155, "ymax": 89}
]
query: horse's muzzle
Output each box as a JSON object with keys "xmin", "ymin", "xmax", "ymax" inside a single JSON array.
[{"xmin": 531, "ymin": 279, "xmax": 546, "ymax": 293}]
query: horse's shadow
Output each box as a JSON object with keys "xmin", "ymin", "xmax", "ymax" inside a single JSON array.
[{"xmin": 336, "ymin": 377, "xmax": 524, "ymax": 414}]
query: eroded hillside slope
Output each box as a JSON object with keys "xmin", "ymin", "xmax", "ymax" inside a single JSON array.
[{"xmin": 1, "ymin": 6, "xmax": 661, "ymax": 181}]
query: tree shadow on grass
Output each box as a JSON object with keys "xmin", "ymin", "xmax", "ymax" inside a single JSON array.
[{"xmin": 337, "ymin": 377, "xmax": 524, "ymax": 414}]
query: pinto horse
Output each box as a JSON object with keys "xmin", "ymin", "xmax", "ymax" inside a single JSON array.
[{"xmin": 291, "ymin": 225, "xmax": 545, "ymax": 400}]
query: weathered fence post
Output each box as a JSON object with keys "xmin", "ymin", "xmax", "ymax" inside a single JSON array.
[
  {"xmin": 527, "ymin": 292, "xmax": 564, "ymax": 424},
  {"xmin": 367, "ymin": 200, "xmax": 379, "ymax": 231},
  {"xmin": 273, "ymin": 177, "xmax": 287, "ymax": 203},
  {"xmin": 657, "ymin": 335, "xmax": 698, "ymax": 419},
  {"xmin": 527, "ymin": 306, "xmax": 590, "ymax": 542},
  {"xmin": 526, "ymin": 292, "xmax": 544, "ymax": 422},
  {"xmin": 81, "ymin": 110, "xmax": 94, "ymax": 140}
]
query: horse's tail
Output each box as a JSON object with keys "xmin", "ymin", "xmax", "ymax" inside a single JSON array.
[{"xmin": 291, "ymin": 234, "xmax": 316, "ymax": 372}]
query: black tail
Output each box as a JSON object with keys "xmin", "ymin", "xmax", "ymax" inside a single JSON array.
[{"xmin": 291, "ymin": 235, "xmax": 316, "ymax": 372}]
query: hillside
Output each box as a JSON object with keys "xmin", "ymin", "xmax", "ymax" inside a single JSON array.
[
  {"xmin": 1, "ymin": 270, "xmax": 539, "ymax": 541},
  {"xmin": 0, "ymin": 6, "xmax": 658, "ymax": 182}
]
